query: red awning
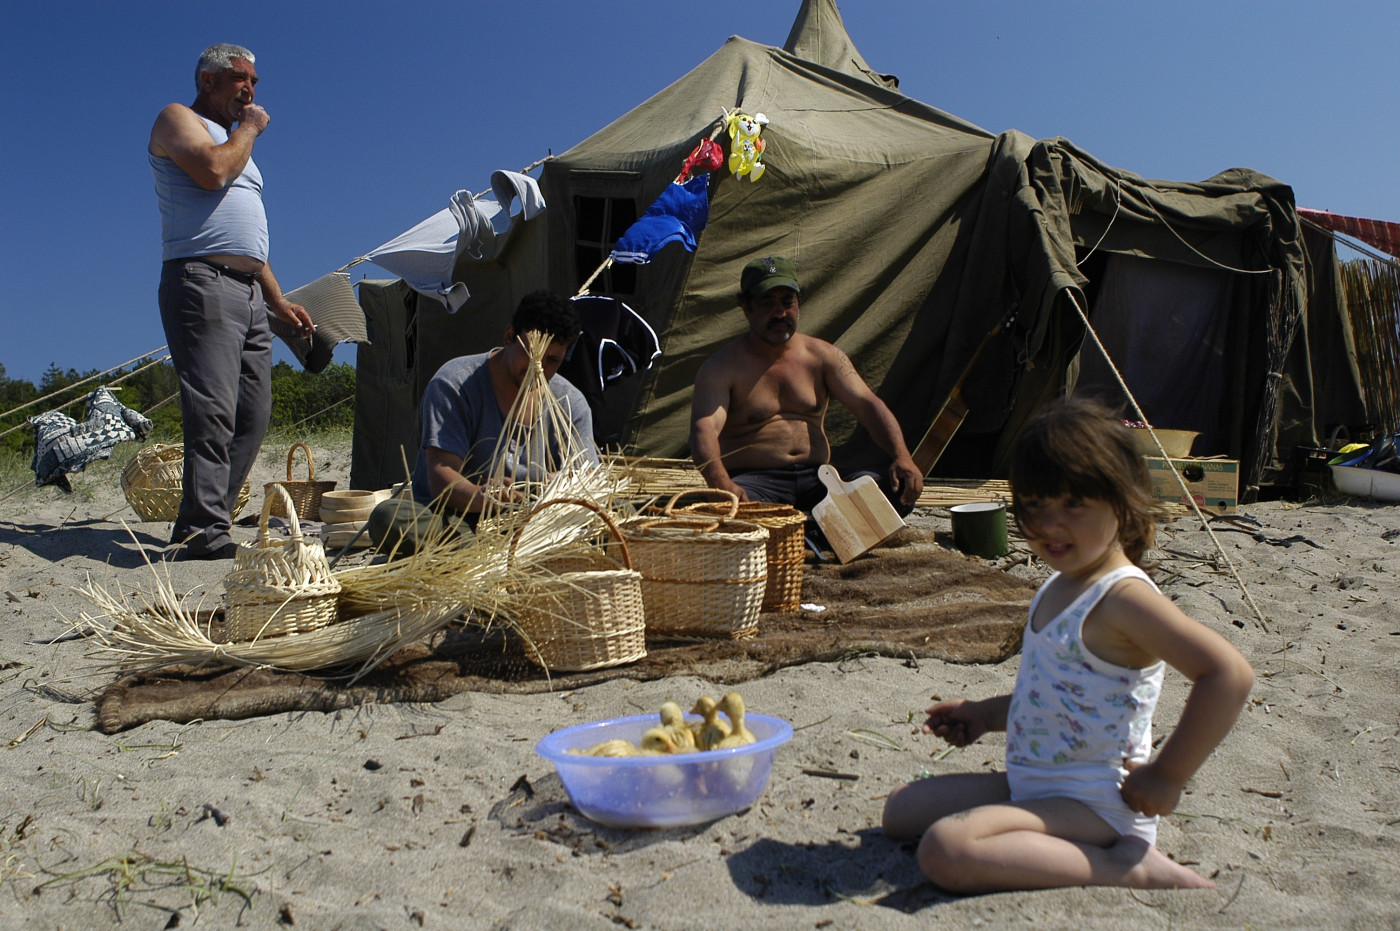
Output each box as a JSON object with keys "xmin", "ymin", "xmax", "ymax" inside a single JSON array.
[{"xmin": 1299, "ymin": 207, "xmax": 1400, "ymax": 260}]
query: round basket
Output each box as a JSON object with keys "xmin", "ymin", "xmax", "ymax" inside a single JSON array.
[
  {"xmin": 121, "ymin": 443, "xmax": 250, "ymax": 522},
  {"xmin": 620, "ymin": 490, "xmax": 768, "ymax": 639},
  {"xmin": 508, "ymin": 498, "xmax": 647, "ymax": 672},
  {"xmin": 679, "ymin": 500, "xmax": 805, "ymax": 613},
  {"xmin": 318, "ymin": 488, "xmax": 393, "ymax": 524},
  {"xmin": 264, "ymin": 443, "xmax": 337, "ymax": 522},
  {"xmin": 223, "ymin": 484, "xmax": 342, "ymax": 642}
]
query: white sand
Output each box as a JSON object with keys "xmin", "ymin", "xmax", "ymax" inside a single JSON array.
[{"xmin": 1, "ymin": 440, "xmax": 1398, "ymax": 928}]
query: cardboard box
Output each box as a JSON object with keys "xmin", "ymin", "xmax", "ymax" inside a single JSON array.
[{"xmin": 1145, "ymin": 457, "xmax": 1239, "ymax": 513}]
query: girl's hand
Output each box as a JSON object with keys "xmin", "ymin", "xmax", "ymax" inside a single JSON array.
[
  {"xmin": 922, "ymin": 698, "xmax": 991, "ymax": 747},
  {"xmin": 1120, "ymin": 759, "xmax": 1184, "ymax": 817}
]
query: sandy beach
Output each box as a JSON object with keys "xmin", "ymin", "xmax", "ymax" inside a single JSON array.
[{"xmin": 1, "ymin": 438, "xmax": 1398, "ymax": 929}]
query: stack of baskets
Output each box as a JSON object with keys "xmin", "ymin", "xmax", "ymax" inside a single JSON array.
[
  {"xmin": 319, "ymin": 488, "xmax": 395, "ymax": 551},
  {"xmin": 621, "ymin": 490, "xmax": 769, "ymax": 639},
  {"xmin": 223, "ymin": 484, "xmax": 341, "ymax": 642},
  {"xmin": 679, "ymin": 500, "xmax": 806, "ymax": 613},
  {"xmin": 509, "ymin": 498, "xmax": 646, "ymax": 672},
  {"xmin": 121, "ymin": 443, "xmax": 250, "ymax": 521},
  {"xmin": 264, "ymin": 443, "xmax": 336, "ymax": 522}
]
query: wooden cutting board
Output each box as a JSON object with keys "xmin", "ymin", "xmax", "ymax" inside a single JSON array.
[{"xmin": 811, "ymin": 465, "xmax": 905, "ymax": 563}]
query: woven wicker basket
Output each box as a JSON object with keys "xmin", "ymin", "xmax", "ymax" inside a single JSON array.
[
  {"xmin": 680, "ymin": 500, "xmax": 805, "ymax": 612},
  {"xmin": 223, "ymin": 484, "xmax": 341, "ymax": 643},
  {"xmin": 121, "ymin": 443, "xmax": 250, "ymax": 522},
  {"xmin": 509, "ymin": 497, "xmax": 647, "ymax": 672},
  {"xmin": 620, "ymin": 490, "xmax": 768, "ymax": 639},
  {"xmin": 264, "ymin": 443, "xmax": 336, "ymax": 522}
]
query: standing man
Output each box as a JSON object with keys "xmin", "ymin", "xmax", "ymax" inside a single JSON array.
[
  {"xmin": 690, "ymin": 255, "xmax": 923, "ymax": 514},
  {"xmin": 150, "ymin": 43, "xmax": 314, "ymax": 559}
]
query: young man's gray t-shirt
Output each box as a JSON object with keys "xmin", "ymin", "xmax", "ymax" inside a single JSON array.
[{"xmin": 410, "ymin": 351, "xmax": 598, "ymax": 506}]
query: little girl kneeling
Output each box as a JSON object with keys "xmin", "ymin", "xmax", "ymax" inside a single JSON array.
[{"xmin": 882, "ymin": 397, "xmax": 1254, "ymax": 893}]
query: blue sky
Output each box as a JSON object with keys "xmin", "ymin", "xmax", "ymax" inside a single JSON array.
[{"xmin": 3, "ymin": 1, "xmax": 1396, "ymax": 384}]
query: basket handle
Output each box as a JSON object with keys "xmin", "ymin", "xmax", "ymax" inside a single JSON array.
[
  {"xmin": 507, "ymin": 496, "xmax": 632, "ymax": 570},
  {"xmin": 626, "ymin": 514, "xmax": 724, "ymax": 535},
  {"xmin": 661, "ymin": 487, "xmax": 738, "ymax": 521},
  {"xmin": 259, "ymin": 483, "xmax": 304, "ymax": 544},
  {"xmin": 286, "ymin": 442, "xmax": 315, "ymax": 481}
]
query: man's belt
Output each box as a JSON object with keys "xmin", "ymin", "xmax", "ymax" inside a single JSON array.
[{"xmin": 185, "ymin": 257, "xmax": 260, "ymax": 286}]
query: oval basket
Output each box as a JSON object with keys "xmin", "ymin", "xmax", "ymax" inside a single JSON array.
[
  {"xmin": 679, "ymin": 499, "xmax": 805, "ymax": 613},
  {"xmin": 508, "ymin": 498, "xmax": 647, "ymax": 672},
  {"xmin": 264, "ymin": 443, "xmax": 337, "ymax": 522},
  {"xmin": 223, "ymin": 484, "xmax": 342, "ymax": 643},
  {"xmin": 620, "ymin": 490, "xmax": 768, "ymax": 639},
  {"xmin": 121, "ymin": 443, "xmax": 250, "ymax": 522}
]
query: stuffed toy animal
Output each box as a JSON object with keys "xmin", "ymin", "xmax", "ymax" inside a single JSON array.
[
  {"xmin": 678, "ymin": 138, "xmax": 725, "ymax": 183},
  {"xmin": 725, "ymin": 110, "xmax": 769, "ymax": 182}
]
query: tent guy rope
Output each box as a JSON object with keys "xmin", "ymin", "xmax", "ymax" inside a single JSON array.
[{"xmin": 1067, "ymin": 289, "xmax": 1270, "ymax": 633}]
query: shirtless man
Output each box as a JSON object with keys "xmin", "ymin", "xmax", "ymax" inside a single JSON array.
[{"xmin": 689, "ymin": 256, "xmax": 923, "ymax": 514}]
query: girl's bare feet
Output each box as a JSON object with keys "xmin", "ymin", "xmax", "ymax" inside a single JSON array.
[{"xmin": 1114, "ymin": 837, "xmax": 1215, "ymax": 889}]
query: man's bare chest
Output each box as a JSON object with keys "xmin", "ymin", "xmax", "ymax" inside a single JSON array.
[{"xmin": 731, "ymin": 362, "xmax": 825, "ymax": 423}]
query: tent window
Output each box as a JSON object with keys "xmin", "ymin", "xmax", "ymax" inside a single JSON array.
[{"xmin": 574, "ymin": 195, "xmax": 638, "ymax": 294}]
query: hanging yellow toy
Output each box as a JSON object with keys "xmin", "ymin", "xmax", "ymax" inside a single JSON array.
[{"xmin": 725, "ymin": 110, "xmax": 769, "ymax": 182}]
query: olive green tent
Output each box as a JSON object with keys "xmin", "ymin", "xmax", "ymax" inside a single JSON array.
[{"xmin": 352, "ymin": 0, "xmax": 1366, "ymax": 500}]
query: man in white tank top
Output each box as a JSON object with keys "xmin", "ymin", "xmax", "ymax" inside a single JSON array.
[{"xmin": 149, "ymin": 43, "xmax": 314, "ymax": 559}]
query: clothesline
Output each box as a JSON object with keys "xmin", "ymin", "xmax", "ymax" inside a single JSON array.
[
  {"xmin": 0, "ymin": 354, "xmax": 172, "ymax": 443},
  {"xmin": 334, "ymin": 153, "xmax": 556, "ymax": 276},
  {"xmin": 0, "ymin": 347, "xmax": 169, "ymax": 424}
]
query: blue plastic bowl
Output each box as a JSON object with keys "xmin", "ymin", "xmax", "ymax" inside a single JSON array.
[{"xmin": 536, "ymin": 712, "xmax": 793, "ymax": 828}]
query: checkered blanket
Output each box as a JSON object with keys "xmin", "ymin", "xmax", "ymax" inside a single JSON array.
[{"xmin": 31, "ymin": 387, "xmax": 152, "ymax": 492}]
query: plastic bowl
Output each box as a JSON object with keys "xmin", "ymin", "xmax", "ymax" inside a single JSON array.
[
  {"xmin": 1330, "ymin": 464, "xmax": 1400, "ymax": 502},
  {"xmin": 536, "ymin": 712, "xmax": 793, "ymax": 828},
  {"xmin": 1126, "ymin": 428, "xmax": 1199, "ymax": 459}
]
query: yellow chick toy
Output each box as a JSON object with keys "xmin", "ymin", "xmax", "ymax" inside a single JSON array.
[
  {"xmin": 570, "ymin": 738, "xmax": 641, "ymax": 757},
  {"xmin": 691, "ymin": 695, "xmax": 732, "ymax": 750},
  {"xmin": 639, "ymin": 727, "xmax": 682, "ymax": 755},
  {"xmin": 714, "ymin": 691, "xmax": 757, "ymax": 749},
  {"xmin": 658, "ymin": 701, "xmax": 698, "ymax": 753}
]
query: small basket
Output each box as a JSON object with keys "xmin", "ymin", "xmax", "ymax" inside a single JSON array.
[
  {"xmin": 264, "ymin": 443, "xmax": 337, "ymax": 522},
  {"xmin": 223, "ymin": 484, "xmax": 341, "ymax": 642},
  {"xmin": 620, "ymin": 489, "xmax": 768, "ymax": 639},
  {"xmin": 680, "ymin": 500, "xmax": 805, "ymax": 612},
  {"xmin": 508, "ymin": 497, "xmax": 647, "ymax": 672},
  {"xmin": 121, "ymin": 443, "xmax": 250, "ymax": 521}
]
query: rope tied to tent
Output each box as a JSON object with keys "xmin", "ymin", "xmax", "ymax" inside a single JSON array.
[
  {"xmin": 1135, "ymin": 180, "xmax": 1271, "ymax": 277},
  {"xmin": 575, "ymin": 115, "xmax": 728, "ymax": 299},
  {"xmin": 1066, "ymin": 290, "xmax": 1271, "ymax": 633},
  {"xmin": 1077, "ymin": 177, "xmax": 1123, "ymax": 268}
]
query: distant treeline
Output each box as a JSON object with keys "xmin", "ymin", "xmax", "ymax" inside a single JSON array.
[{"xmin": 0, "ymin": 359, "xmax": 355, "ymax": 453}]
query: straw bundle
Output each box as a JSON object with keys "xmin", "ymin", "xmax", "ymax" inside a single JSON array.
[
  {"xmin": 601, "ymin": 454, "xmax": 707, "ymax": 501},
  {"xmin": 77, "ymin": 331, "xmax": 637, "ymax": 680},
  {"xmin": 121, "ymin": 443, "xmax": 250, "ymax": 521}
]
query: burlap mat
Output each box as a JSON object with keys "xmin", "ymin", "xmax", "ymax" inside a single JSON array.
[{"xmin": 96, "ymin": 540, "xmax": 1035, "ymax": 733}]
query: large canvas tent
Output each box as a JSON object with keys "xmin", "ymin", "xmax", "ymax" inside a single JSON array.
[{"xmin": 352, "ymin": 0, "xmax": 1367, "ymax": 500}]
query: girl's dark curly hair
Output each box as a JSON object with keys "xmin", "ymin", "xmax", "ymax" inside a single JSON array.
[{"xmin": 1008, "ymin": 396, "xmax": 1158, "ymax": 566}]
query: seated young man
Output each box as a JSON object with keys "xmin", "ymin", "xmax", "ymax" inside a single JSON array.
[{"xmin": 368, "ymin": 291, "xmax": 598, "ymax": 554}]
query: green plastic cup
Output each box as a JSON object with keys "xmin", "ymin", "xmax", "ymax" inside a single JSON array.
[{"xmin": 950, "ymin": 502, "xmax": 1008, "ymax": 559}]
